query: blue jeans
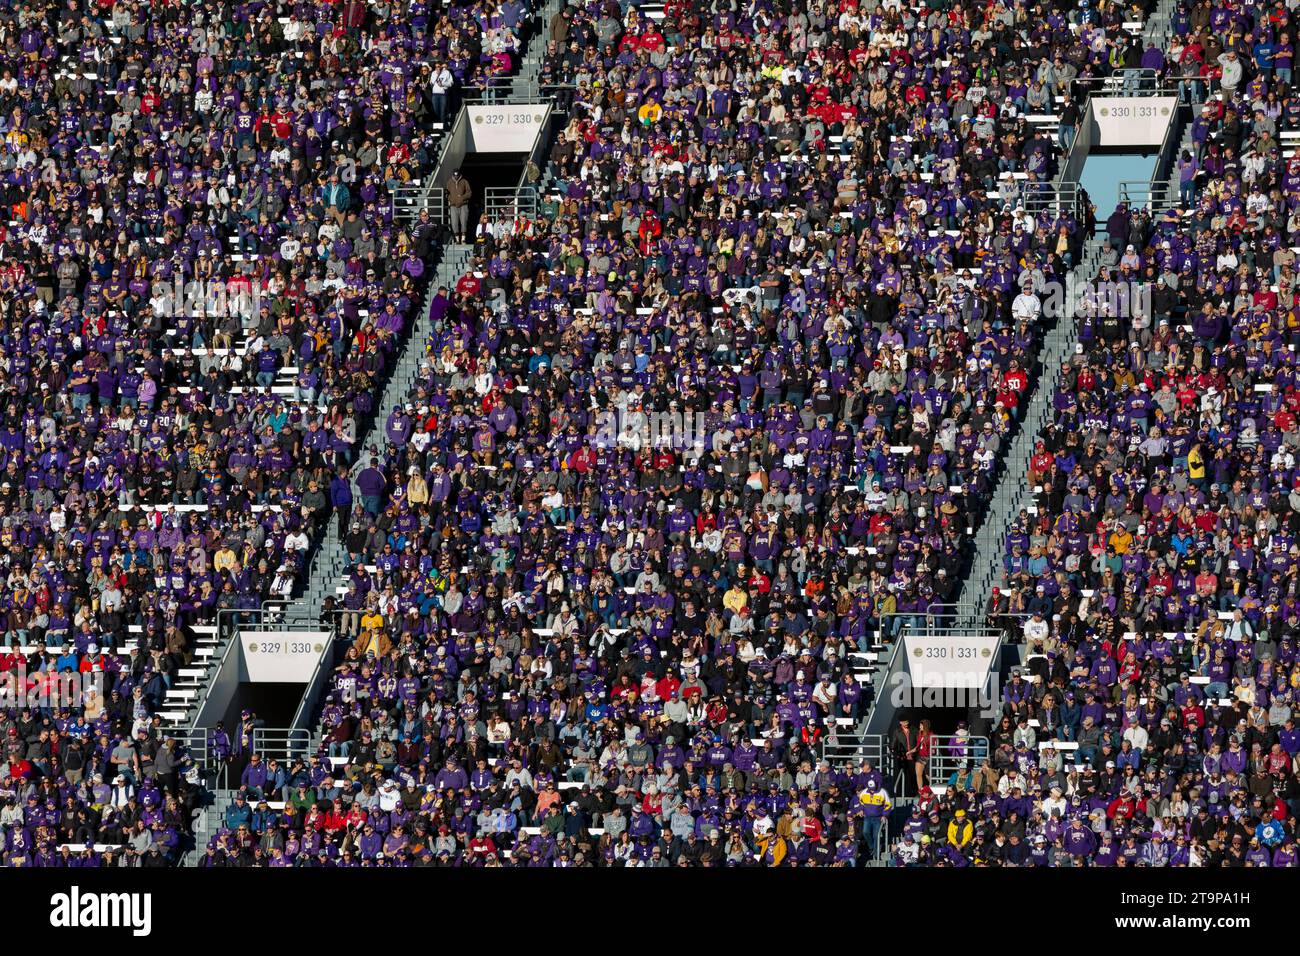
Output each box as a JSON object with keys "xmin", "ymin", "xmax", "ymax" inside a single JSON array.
[{"xmin": 861, "ymin": 816, "xmax": 883, "ymax": 858}]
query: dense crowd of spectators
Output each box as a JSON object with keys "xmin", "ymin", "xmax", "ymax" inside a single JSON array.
[
  {"xmin": 194, "ymin": 0, "xmax": 1190, "ymax": 866},
  {"xmin": 950, "ymin": 6, "xmax": 1300, "ymax": 866},
  {"xmin": 0, "ymin": 0, "xmax": 541, "ymax": 864}
]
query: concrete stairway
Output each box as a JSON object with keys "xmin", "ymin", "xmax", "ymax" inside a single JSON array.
[
  {"xmin": 955, "ymin": 236, "xmax": 1105, "ymax": 625},
  {"xmin": 170, "ymin": 248, "xmax": 469, "ymax": 732},
  {"xmin": 157, "ymin": 623, "xmax": 223, "ymax": 728},
  {"xmin": 512, "ymin": 0, "xmax": 566, "ymax": 101},
  {"xmin": 181, "ymin": 787, "xmax": 235, "ymax": 866},
  {"xmin": 278, "ymin": 244, "xmax": 474, "ymax": 621}
]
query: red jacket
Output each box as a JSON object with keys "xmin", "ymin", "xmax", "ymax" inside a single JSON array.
[{"xmin": 323, "ymin": 810, "xmax": 349, "ymax": 832}]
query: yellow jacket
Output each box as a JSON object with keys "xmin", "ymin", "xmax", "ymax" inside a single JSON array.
[
  {"xmin": 947, "ymin": 817, "xmax": 973, "ymax": 848},
  {"xmin": 722, "ymin": 587, "xmax": 748, "ymax": 615},
  {"xmin": 756, "ymin": 834, "xmax": 787, "ymax": 866}
]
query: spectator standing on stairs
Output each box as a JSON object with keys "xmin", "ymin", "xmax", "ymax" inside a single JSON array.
[
  {"xmin": 330, "ymin": 467, "xmax": 353, "ymax": 538},
  {"xmin": 1058, "ymin": 98, "xmax": 1081, "ymax": 153},
  {"xmin": 1218, "ymin": 49, "xmax": 1243, "ymax": 96},
  {"xmin": 1177, "ymin": 149, "xmax": 1198, "ymax": 206},
  {"xmin": 857, "ymin": 778, "xmax": 892, "ymax": 861},
  {"xmin": 357, "ymin": 457, "xmax": 387, "ymax": 518},
  {"xmin": 429, "ymin": 62, "xmax": 454, "ymax": 127},
  {"xmin": 448, "ymin": 169, "xmax": 472, "ymax": 243},
  {"xmin": 891, "ymin": 717, "xmax": 917, "ymax": 797}
]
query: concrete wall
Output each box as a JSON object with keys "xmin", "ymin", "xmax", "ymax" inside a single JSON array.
[{"xmin": 191, "ymin": 635, "xmax": 246, "ymax": 731}]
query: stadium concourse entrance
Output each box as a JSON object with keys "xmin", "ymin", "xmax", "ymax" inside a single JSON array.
[
  {"xmin": 895, "ymin": 707, "xmax": 989, "ymax": 739},
  {"xmin": 864, "ymin": 623, "xmax": 1010, "ymax": 799},
  {"xmin": 210, "ymin": 682, "xmax": 304, "ymax": 789},
  {"xmin": 429, "ymin": 101, "xmax": 552, "ymax": 237},
  {"xmin": 234, "ymin": 682, "xmax": 301, "ymax": 729},
  {"xmin": 889, "ymin": 704, "xmax": 994, "ymax": 799},
  {"xmin": 456, "ymin": 151, "xmax": 531, "ymax": 235}
]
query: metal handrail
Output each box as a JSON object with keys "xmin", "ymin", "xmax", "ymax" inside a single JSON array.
[
  {"xmin": 1117, "ymin": 179, "xmax": 1175, "ymax": 213},
  {"xmin": 462, "ymin": 77, "xmax": 577, "ymax": 105},
  {"xmin": 877, "ymin": 610, "xmax": 927, "ymax": 642},
  {"xmin": 1070, "ymin": 69, "xmax": 1180, "ymax": 99},
  {"xmin": 483, "ymin": 185, "xmax": 537, "ymax": 222},
  {"xmin": 1019, "ymin": 179, "xmax": 1086, "ymax": 222},
  {"xmin": 251, "ymin": 727, "xmax": 313, "ymax": 763},
  {"xmin": 927, "ymin": 735, "xmax": 990, "ymax": 787},
  {"xmin": 461, "ymin": 76, "xmax": 512, "ymax": 104},
  {"xmin": 876, "ymin": 610, "xmax": 1008, "ymax": 640},
  {"xmin": 822, "ymin": 732, "xmax": 888, "ymax": 771},
  {"xmin": 395, "ymin": 184, "xmax": 445, "ymax": 226}
]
